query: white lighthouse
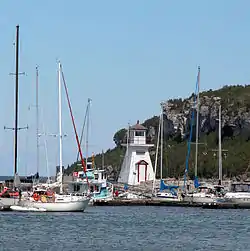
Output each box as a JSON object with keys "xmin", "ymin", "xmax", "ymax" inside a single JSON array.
[{"xmin": 118, "ymin": 120, "xmax": 155, "ymax": 186}]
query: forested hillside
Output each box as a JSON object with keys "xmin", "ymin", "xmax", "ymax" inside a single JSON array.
[{"xmin": 66, "ymin": 85, "xmax": 250, "ymax": 180}]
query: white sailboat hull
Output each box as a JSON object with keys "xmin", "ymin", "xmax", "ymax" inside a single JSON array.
[
  {"xmin": 192, "ymin": 196, "xmax": 215, "ymax": 204},
  {"xmin": 153, "ymin": 197, "xmax": 180, "ymax": 202},
  {"xmin": 154, "ymin": 192, "xmax": 180, "ymax": 202},
  {"xmin": 10, "ymin": 205, "xmax": 47, "ymax": 212},
  {"xmin": 0, "ymin": 197, "xmax": 18, "ymax": 207},
  {"xmin": 22, "ymin": 198, "xmax": 90, "ymax": 212},
  {"xmin": 183, "ymin": 193, "xmax": 217, "ymax": 204}
]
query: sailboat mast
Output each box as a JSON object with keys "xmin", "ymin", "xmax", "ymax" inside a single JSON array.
[
  {"xmin": 85, "ymin": 98, "xmax": 91, "ymax": 166},
  {"xmin": 152, "ymin": 107, "xmax": 162, "ymax": 193},
  {"xmin": 77, "ymin": 99, "xmax": 90, "ymax": 161},
  {"xmin": 102, "ymin": 149, "xmax": 104, "ymax": 169},
  {"xmin": 218, "ymin": 104, "xmax": 222, "ymax": 185},
  {"xmin": 14, "ymin": 25, "xmax": 19, "ymax": 175},
  {"xmin": 194, "ymin": 66, "xmax": 200, "ymax": 178},
  {"xmin": 36, "ymin": 66, "xmax": 39, "ymax": 176},
  {"xmin": 160, "ymin": 103, "xmax": 164, "ymax": 180},
  {"xmin": 58, "ymin": 62, "xmax": 63, "ymax": 193}
]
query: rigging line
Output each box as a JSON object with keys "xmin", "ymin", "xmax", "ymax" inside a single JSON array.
[
  {"xmin": 60, "ymin": 64, "xmax": 88, "ymax": 184},
  {"xmin": 40, "ymin": 107, "xmax": 50, "ymax": 183},
  {"xmin": 77, "ymin": 99, "xmax": 91, "ymax": 162},
  {"xmin": 85, "ymin": 98, "xmax": 91, "ymax": 165},
  {"xmin": 77, "ymin": 100, "xmax": 89, "ymax": 162},
  {"xmin": 184, "ymin": 71, "xmax": 199, "ymax": 189},
  {"xmin": 152, "ymin": 108, "xmax": 162, "ymax": 194},
  {"xmin": 24, "ymin": 106, "xmax": 31, "ymax": 175}
]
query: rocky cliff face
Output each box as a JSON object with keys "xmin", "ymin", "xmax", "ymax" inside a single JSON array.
[{"xmin": 147, "ymin": 90, "xmax": 250, "ymax": 143}]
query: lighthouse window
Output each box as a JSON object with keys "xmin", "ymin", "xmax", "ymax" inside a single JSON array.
[
  {"xmin": 135, "ymin": 131, "xmax": 144, "ymax": 136},
  {"xmin": 136, "ymin": 151, "xmax": 145, "ymax": 155}
]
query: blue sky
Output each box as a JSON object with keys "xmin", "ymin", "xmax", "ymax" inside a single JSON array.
[{"xmin": 0, "ymin": 0, "xmax": 250, "ymax": 176}]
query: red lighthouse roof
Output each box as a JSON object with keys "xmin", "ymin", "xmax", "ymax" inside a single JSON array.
[{"xmin": 130, "ymin": 120, "xmax": 147, "ymax": 130}]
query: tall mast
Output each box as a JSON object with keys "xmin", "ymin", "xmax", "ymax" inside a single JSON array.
[
  {"xmin": 58, "ymin": 62, "xmax": 63, "ymax": 193},
  {"xmin": 102, "ymin": 149, "xmax": 104, "ymax": 169},
  {"xmin": 14, "ymin": 25, "xmax": 20, "ymax": 175},
  {"xmin": 85, "ymin": 98, "xmax": 91, "ymax": 165},
  {"xmin": 126, "ymin": 123, "xmax": 130, "ymax": 167},
  {"xmin": 36, "ymin": 66, "xmax": 39, "ymax": 177},
  {"xmin": 160, "ymin": 103, "xmax": 164, "ymax": 180},
  {"xmin": 218, "ymin": 104, "xmax": 222, "ymax": 185},
  {"xmin": 194, "ymin": 66, "xmax": 200, "ymax": 178},
  {"xmin": 152, "ymin": 106, "xmax": 162, "ymax": 193}
]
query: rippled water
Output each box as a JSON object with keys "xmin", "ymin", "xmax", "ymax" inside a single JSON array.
[{"xmin": 0, "ymin": 206, "xmax": 250, "ymax": 251}]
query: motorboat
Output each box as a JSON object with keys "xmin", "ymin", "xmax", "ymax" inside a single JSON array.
[
  {"xmin": 220, "ymin": 182, "xmax": 250, "ymax": 205},
  {"xmin": 183, "ymin": 184, "xmax": 225, "ymax": 204}
]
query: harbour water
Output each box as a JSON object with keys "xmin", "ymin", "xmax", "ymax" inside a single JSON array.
[{"xmin": 0, "ymin": 206, "xmax": 249, "ymax": 251}]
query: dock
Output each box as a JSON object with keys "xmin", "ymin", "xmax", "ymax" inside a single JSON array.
[
  {"xmin": 93, "ymin": 199, "xmax": 250, "ymax": 209},
  {"xmin": 202, "ymin": 202, "xmax": 250, "ymax": 209},
  {"xmin": 93, "ymin": 199, "xmax": 201, "ymax": 207}
]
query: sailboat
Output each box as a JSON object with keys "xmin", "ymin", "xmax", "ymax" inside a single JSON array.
[
  {"xmin": 0, "ymin": 25, "xmax": 23, "ymax": 207},
  {"xmin": 10, "ymin": 62, "xmax": 90, "ymax": 212},
  {"xmin": 73, "ymin": 100, "xmax": 113, "ymax": 204},
  {"xmin": 182, "ymin": 66, "xmax": 215, "ymax": 204},
  {"xmin": 152, "ymin": 103, "xmax": 180, "ymax": 201},
  {"xmin": 182, "ymin": 67, "xmax": 225, "ymax": 204}
]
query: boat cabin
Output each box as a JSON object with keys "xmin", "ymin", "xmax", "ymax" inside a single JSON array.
[
  {"xmin": 194, "ymin": 184, "xmax": 225, "ymax": 195},
  {"xmin": 230, "ymin": 182, "xmax": 250, "ymax": 193},
  {"xmin": 68, "ymin": 182, "xmax": 89, "ymax": 194}
]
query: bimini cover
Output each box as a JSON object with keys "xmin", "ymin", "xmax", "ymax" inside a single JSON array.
[
  {"xmin": 194, "ymin": 176, "xmax": 200, "ymax": 188},
  {"xmin": 160, "ymin": 179, "xmax": 179, "ymax": 196}
]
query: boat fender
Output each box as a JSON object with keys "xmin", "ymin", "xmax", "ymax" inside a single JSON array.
[{"xmin": 33, "ymin": 193, "xmax": 39, "ymax": 201}]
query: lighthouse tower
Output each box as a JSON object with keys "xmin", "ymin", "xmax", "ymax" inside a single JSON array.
[{"xmin": 118, "ymin": 120, "xmax": 155, "ymax": 186}]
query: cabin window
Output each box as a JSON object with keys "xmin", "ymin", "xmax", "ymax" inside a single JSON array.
[
  {"xmin": 94, "ymin": 174, "xmax": 98, "ymax": 180},
  {"xmin": 101, "ymin": 172, "xmax": 104, "ymax": 179},
  {"xmin": 136, "ymin": 151, "xmax": 145, "ymax": 155},
  {"xmin": 135, "ymin": 131, "xmax": 144, "ymax": 137}
]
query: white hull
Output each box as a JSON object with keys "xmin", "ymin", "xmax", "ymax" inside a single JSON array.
[
  {"xmin": 89, "ymin": 196, "xmax": 113, "ymax": 205},
  {"xmin": 192, "ymin": 196, "xmax": 215, "ymax": 204},
  {"xmin": 22, "ymin": 198, "xmax": 90, "ymax": 212},
  {"xmin": 0, "ymin": 197, "xmax": 18, "ymax": 207},
  {"xmin": 223, "ymin": 192, "xmax": 250, "ymax": 205},
  {"xmin": 183, "ymin": 193, "xmax": 217, "ymax": 204},
  {"xmin": 10, "ymin": 205, "xmax": 47, "ymax": 212},
  {"xmin": 153, "ymin": 197, "xmax": 180, "ymax": 202},
  {"xmin": 155, "ymin": 192, "xmax": 180, "ymax": 202}
]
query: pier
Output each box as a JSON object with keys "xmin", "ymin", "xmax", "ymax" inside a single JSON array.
[{"xmin": 94, "ymin": 199, "xmax": 199, "ymax": 207}]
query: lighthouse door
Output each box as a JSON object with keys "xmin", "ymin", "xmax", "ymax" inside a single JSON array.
[{"xmin": 136, "ymin": 160, "xmax": 148, "ymax": 183}]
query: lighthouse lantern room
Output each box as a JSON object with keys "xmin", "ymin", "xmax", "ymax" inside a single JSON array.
[{"xmin": 118, "ymin": 120, "xmax": 155, "ymax": 186}]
